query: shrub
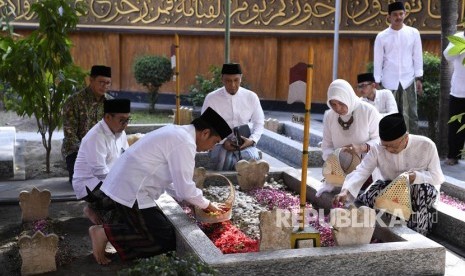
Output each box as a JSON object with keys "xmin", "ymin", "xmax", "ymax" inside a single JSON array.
[
  {"xmin": 184, "ymin": 65, "xmax": 251, "ymax": 108},
  {"xmin": 133, "ymin": 55, "xmax": 173, "ymax": 113},
  {"xmin": 184, "ymin": 65, "xmax": 223, "ymax": 108},
  {"xmin": 118, "ymin": 252, "xmax": 218, "ymax": 276},
  {"xmin": 418, "ymin": 51, "xmax": 440, "ymax": 141}
]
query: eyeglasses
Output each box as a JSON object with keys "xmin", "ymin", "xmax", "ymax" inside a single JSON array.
[
  {"xmin": 381, "ymin": 135, "xmax": 407, "ymax": 150},
  {"xmin": 98, "ymin": 80, "xmax": 112, "ymax": 87},
  {"xmin": 357, "ymin": 82, "xmax": 372, "ymax": 89}
]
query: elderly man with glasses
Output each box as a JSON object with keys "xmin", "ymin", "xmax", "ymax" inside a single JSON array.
[
  {"xmin": 333, "ymin": 113, "xmax": 444, "ymax": 235},
  {"xmin": 357, "ymin": 73, "xmax": 398, "ymax": 117},
  {"xmin": 72, "ymin": 99, "xmax": 131, "ymax": 225},
  {"xmin": 62, "ymin": 65, "xmax": 114, "ymax": 184}
]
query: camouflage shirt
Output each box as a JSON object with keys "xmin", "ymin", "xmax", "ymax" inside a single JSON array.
[{"xmin": 61, "ymin": 87, "xmax": 113, "ymax": 158}]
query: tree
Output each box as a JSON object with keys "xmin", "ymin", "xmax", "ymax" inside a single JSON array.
[
  {"xmin": 133, "ymin": 55, "xmax": 173, "ymax": 113},
  {"xmin": 438, "ymin": 0, "xmax": 458, "ymax": 156},
  {"xmin": 0, "ymin": 0, "xmax": 87, "ymax": 173},
  {"xmin": 418, "ymin": 52, "xmax": 440, "ymax": 142}
]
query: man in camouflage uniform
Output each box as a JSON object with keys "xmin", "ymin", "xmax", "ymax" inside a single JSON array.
[{"xmin": 62, "ymin": 65, "xmax": 113, "ymax": 183}]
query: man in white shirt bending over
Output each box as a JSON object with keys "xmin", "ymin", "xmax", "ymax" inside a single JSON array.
[
  {"xmin": 374, "ymin": 1, "xmax": 423, "ymax": 133},
  {"xmin": 73, "ymin": 99, "xmax": 131, "ymax": 225},
  {"xmin": 357, "ymin": 72, "xmax": 398, "ymax": 117}
]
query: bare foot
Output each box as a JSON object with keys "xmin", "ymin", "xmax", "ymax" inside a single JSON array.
[
  {"xmin": 89, "ymin": 225, "xmax": 111, "ymax": 265},
  {"xmin": 84, "ymin": 206, "xmax": 103, "ymax": 224}
]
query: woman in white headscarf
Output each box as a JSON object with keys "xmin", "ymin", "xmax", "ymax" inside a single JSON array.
[{"xmin": 318, "ymin": 79, "xmax": 381, "ymax": 196}]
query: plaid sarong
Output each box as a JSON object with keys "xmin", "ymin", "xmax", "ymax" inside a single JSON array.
[{"xmin": 103, "ymin": 203, "xmax": 176, "ymax": 261}]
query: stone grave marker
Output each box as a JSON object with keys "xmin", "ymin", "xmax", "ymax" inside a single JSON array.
[
  {"xmin": 193, "ymin": 167, "xmax": 207, "ymax": 188},
  {"xmin": 18, "ymin": 231, "xmax": 59, "ymax": 275},
  {"xmin": 235, "ymin": 159, "xmax": 269, "ymax": 191},
  {"xmin": 259, "ymin": 209, "xmax": 292, "ymax": 251},
  {"xmin": 264, "ymin": 118, "xmax": 280, "ymax": 133},
  {"xmin": 330, "ymin": 205, "xmax": 376, "ymax": 246},
  {"xmin": 172, "ymin": 106, "xmax": 193, "ymax": 125},
  {"xmin": 19, "ymin": 187, "xmax": 52, "ymax": 222}
]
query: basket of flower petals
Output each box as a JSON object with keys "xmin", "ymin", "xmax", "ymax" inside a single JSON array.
[
  {"xmin": 323, "ymin": 148, "xmax": 361, "ymax": 186},
  {"xmin": 374, "ymin": 172, "xmax": 413, "ymax": 221},
  {"xmin": 195, "ymin": 173, "xmax": 235, "ymax": 223}
]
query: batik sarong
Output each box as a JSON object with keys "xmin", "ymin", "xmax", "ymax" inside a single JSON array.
[{"xmin": 357, "ymin": 179, "xmax": 438, "ymax": 235}]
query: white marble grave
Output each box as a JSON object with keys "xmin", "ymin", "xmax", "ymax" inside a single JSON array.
[{"xmin": 0, "ymin": 126, "xmax": 15, "ymax": 178}]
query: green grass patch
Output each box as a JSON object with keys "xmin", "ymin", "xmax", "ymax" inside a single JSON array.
[{"xmin": 131, "ymin": 110, "xmax": 173, "ymax": 124}]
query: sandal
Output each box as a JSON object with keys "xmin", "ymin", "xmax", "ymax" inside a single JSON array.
[{"xmin": 445, "ymin": 158, "xmax": 459, "ymax": 166}]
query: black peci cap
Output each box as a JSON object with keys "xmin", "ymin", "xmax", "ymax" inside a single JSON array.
[
  {"xmin": 90, "ymin": 65, "xmax": 111, "ymax": 78},
  {"xmin": 194, "ymin": 107, "xmax": 232, "ymax": 139},
  {"xmin": 221, "ymin": 63, "xmax": 242, "ymax": 75},
  {"xmin": 104, "ymin": 99, "xmax": 131, "ymax": 113},
  {"xmin": 379, "ymin": 113, "xmax": 407, "ymax": 141}
]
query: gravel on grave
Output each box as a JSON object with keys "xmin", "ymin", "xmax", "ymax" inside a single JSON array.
[{"xmin": 191, "ymin": 178, "xmax": 313, "ymax": 240}]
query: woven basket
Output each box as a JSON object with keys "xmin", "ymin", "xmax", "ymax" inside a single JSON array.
[
  {"xmin": 374, "ymin": 172, "xmax": 413, "ymax": 221},
  {"xmin": 323, "ymin": 148, "xmax": 361, "ymax": 186},
  {"xmin": 195, "ymin": 173, "xmax": 235, "ymax": 223}
]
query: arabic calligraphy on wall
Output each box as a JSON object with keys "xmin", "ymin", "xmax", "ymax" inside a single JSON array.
[{"xmin": 1, "ymin": 0, "xmax": 461, "ymax": 33}]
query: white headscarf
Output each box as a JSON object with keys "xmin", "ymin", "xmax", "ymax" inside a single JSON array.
[{"xmin": 326, "ymin": 79, "xmax": 361, "ymax": 117}]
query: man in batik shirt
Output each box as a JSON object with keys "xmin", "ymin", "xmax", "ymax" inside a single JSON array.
[{"xmin": 62, "ymin": 65, "xmax": 113, "ymax": 183}]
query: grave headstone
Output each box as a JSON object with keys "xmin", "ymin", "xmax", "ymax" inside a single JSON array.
[
  {"xmin": 172, "ymin": 106, "xmax": 193, "ymax": 125},
  {"xmin": 330, "ymin": 205, "xmax": 376, "ymax": 246},
  {"xmin": 264, "ymin": 118, "xmax": 280, "ymax": 133},
  {"xmin": 127, "ymin": 133, "xmax": 145, "ymax": 146},
  {"xmin": 193, "ymin": 167, "xmax": 207, "ymax": 188},
  {"xmin": 235, "ymin": 159, "xmax": 269, "ymax": 191},
  {"xmin": 18, "ymin": 231, "xmax": 59, "ymax": 275},
  {"xmin": 19, "ymin": 187, "xmax": 51, "ymax": 222},
  {"xmin": 259, "ymin": 209, "xmax": 292, "ymax": 251}
]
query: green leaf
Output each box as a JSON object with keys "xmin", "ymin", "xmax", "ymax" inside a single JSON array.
[
  {"xmin": 447, "ymin": 45, "xmax": 465, "ymax": 56},
  {"xmin": 447, "ymin": 34, "xmax": 465, "ymax": 45},
  {"xmin": 457, "ymin": 124, "xmax": 465, "ymax": 134}
]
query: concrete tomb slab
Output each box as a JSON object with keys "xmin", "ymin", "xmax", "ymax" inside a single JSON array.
[{"xmin": 156, "ymin": 171, "xmax": 445, "ymax": 275}]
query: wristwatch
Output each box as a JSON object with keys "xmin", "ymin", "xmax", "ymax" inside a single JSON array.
[{"xmin": 415, "ymin": 77, "xmax": 423, "ymax": 82}]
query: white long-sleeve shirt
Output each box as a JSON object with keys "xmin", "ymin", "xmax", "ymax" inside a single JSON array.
[
  {"xmin": 361, "ymin": 89, "xmax": 398, "ymax": 117},
  {"xmin": 201, "ymin": 87, "xmax": 264, "ymax": 144},
  {"xmin": 322, "ymin": 102, "xmax": 381, "ymax": 161},
  {"xmin": 342, "ymin": 135, "xmax": 444, "ymax": 199},
  {"xmin": 443, "ymin": 32, "xmax": 465, "ymax": 98},
  {"xmin": 374, "ymin": 24, "xmax": 423, "ymax": 90},
  {"xmin": 101, "ymin": 124, "xmax": 210, "ymax": 210},
  {"xmin": 72, "ymin": 119, "xmax": 128, "ymax": 199}
]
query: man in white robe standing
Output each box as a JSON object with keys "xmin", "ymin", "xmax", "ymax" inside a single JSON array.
[{"xmin": 374, "ymin": 1, "xmax": 423, "ymax": 133}]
